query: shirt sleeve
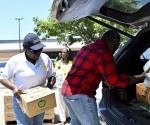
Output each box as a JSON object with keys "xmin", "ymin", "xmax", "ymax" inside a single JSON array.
[
  {"xmin": 1, "ymin": 57, "xmax": 15, "ymax": 80},
  {"xmin": 97, "ymin": 50, "xmax": 129, "ymax": 88}
]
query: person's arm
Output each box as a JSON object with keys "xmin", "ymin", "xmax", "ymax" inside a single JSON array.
[
  {"xmin": 98, "ymin": 50, "xmax": 150, "ymax": 87},
  {"xmin": 97, "ymin": 51, "xmax": 129, "ymax": 88},
  {"xmin": 47, "ymin": 76, "xmax": 56, "ymax": 89},
  {"xmin": 0, "ymin": 57, "xmax": 25, "ymax": 100},
  {"xmin": 129, "ymin": 74, "xmax": 144, "ymax": 84},
  {"xmin": 0, "ymin": 79, "xmax": 16, "ymax": 90},
  {"xmin": 129, "ymin": 67, "xmax": 150, "ymax": 84},
  {"xmin": 46, "ymin": 56, "xmax": 56, "ymax": 89},
  {"xmin": 0, "ymin": 79, "xmax": 24, "ymax": 100}
]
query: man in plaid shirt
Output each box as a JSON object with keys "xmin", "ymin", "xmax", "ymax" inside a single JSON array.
[{"xmin": 62, "ymin": 30, "xmax": 146, "ymax": 125}]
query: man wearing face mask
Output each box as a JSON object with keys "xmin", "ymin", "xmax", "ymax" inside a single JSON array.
[{"xmin": 0, "ymin": 33, "xmax": 56, "ymax": 125}]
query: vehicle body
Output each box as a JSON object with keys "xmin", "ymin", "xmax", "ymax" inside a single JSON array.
[{"xmin": 51, "ymin": 0, "xmax": 150, "ymax": 125}]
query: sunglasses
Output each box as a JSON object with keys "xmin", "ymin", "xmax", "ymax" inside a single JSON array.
[{"xmin": 29, "ymin": 48, "xmax": 43, "ymax": 54}]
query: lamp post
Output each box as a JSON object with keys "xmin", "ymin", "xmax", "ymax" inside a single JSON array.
[{"xmin": 15, "ymin": 18, "xmax": 24, "ymax": 53}]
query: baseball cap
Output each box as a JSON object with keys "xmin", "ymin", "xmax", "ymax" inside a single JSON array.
[{"xmin": 23, "ymin": 33, "xmax": 46, "ymax": 50}]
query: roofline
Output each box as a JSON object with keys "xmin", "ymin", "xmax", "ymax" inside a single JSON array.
[{"xmin": 0, "ymin": 39, "xmax": 83, "ymax": 52}]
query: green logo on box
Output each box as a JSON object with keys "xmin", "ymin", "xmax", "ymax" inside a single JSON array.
[{"xmin": 38, "ymin": 100, "xmax": 46, "ymax": 108}]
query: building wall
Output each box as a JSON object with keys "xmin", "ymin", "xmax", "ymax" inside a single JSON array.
[
  {"xmin": 0, "ymin": 49, "xmax": 79, "ymax": 61},
  {"xmin": 0, "ymin": 39, "xmax": 83, "ymax": 61},
  {"xmin": 0, "ymin": 51, "xmax": 20, "ymax": 61}
]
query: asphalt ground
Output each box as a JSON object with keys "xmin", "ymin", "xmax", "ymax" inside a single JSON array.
[
  {"xmin": 7, "ymin": 121, "xmax": 70, "ymax": 125},
  {"xmin": 7, "ymin": 119, "xmax": 70, "ymax": 125},
  {"xmin": 7, "ymin": 120, "xmax": 105, "ymax": 125}
]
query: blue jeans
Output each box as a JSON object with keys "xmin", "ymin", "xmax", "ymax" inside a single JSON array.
[
  {"xmin": 13, "ymin": 97, "xmax": 45, "ymax": 125},
  {"xmin": 63, "ymin": 94, "xmax": 100, "ymax": 125}
]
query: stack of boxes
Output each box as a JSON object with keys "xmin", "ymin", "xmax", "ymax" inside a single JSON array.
[
  {"xmin": 0, "ymin": 88, "xmax": 15, "ymax": 125},
  {"xmin": 4, "ymin": 95, "xmax": 16, "ymax": 121}
]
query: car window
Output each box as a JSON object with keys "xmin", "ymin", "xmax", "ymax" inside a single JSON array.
[
  {"xmin": 105, "ymin": 0, "xmax": 150, "ymax": 13},
  {"xmin": 140, "ymin": 47, "xmax": 150, "ymax": 60}
]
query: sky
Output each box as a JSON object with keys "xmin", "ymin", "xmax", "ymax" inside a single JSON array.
[
  {"xmin": 0, "ymin": 0, "xmax": 52, "ymax": 40},
  {"xmin": 0, "ymin": 0, "xmax": 148, "ymax": 41}
]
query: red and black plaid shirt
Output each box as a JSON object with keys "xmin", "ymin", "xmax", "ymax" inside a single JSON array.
[{"xmin": 62, "ymin": 39, "xmax": 129, "ymax": 98}]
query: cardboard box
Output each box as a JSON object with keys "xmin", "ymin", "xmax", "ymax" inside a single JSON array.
[
  {"xmin": 4, "ymin": 96, "xmax": 13, "ymax": 104},
  {"xmin": 20, "ymin": 86, "xmax": 56, "ymax": 118},
  {"xmin": 5, "ymin": 104, "xmax": 14, "ymax": 113},
  {"xmin": 136, "ymin": 83, "xmax": 150, "ymax": 104},
  {"xmin": 5, "ymin": 112, "xmax": 16, "ymax": 121},
  {"xmin": 44, "ymin": 109, "xmax": 55, "ymax": 120}
]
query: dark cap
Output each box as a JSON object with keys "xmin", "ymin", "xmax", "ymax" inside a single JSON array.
[{"xmin": 23, "ymin": 33, "xmax": 46, "ymax": 50}]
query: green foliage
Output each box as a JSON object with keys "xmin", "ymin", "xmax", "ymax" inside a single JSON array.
[
  {"xmin": 33, "ymin": 17, "xmax": 103, "ymax": 44},
  {"xmin": 33, "ymin": 16, "xmax": 138, "ymax": 45}
]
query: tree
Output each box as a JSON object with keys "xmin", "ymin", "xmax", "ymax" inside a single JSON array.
[
  {"xmin": 33, "ymin": 16, "xmax": 138, "ymax": 45},
  {"xmin": 33, "ymin": 17, "xmax": 106, "ymax": 44}
]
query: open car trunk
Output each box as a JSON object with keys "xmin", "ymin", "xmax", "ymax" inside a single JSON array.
[{"xmin": 99, "ymin": 27, "xmax": 150, "ymax": 125}]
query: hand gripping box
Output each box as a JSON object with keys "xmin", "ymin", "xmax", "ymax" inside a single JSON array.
[{"xmin": 20, "ymin": 86, "xmax": 56, "ymax": 118}]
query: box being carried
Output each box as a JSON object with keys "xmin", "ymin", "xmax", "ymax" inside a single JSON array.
[
  {"xmin": 136, "ymin": 83, "xmax": 150, "ymax": 104},
  {"xmin": 20, "ymin": 86, "xmax": 56, "ymax": 118}
]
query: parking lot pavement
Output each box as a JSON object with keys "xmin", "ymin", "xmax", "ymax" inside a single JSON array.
[
  {"xmin": 7, "ymin": 121, "xmax": 70, "ymax": 125},
  {"xmin": 8, "ymin": 119, "xmax": 106, "ymax": 125},
  {"xmin": 8, "ymin": 121, "xmax": 107, "ymax": 125},
  {"xmin": 44, "ymin": 123, "xmax": 70, "ymax": 125},
  {"xmin": 43, "ymin": 121, "xmax": 70, "ymax": 125}
]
